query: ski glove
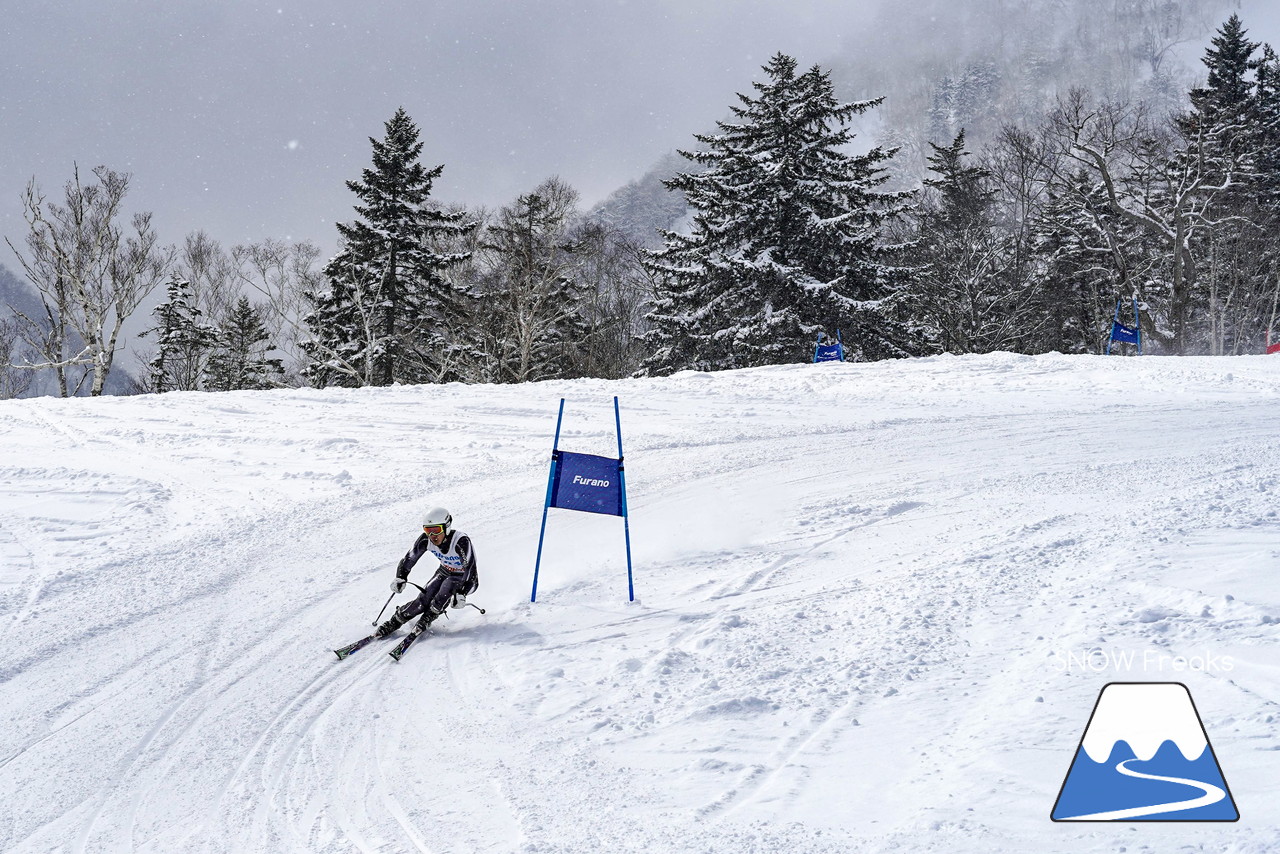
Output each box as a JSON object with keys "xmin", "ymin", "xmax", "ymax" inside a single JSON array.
[
  {"xmin": 451, "ymin": 594, "xmax": 467, "ymax": 610},
  {"xmin": 391, "ymin": 578, "xmax": 406, "ymax": 594}
]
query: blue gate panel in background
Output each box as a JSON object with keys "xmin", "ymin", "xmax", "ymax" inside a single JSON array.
[
  {"xmin": 1107, "ymin": 298, "xmax": 1142, "ymax": 355},
  {"xmin": 550, "ymin": 451, "xmax": 623, "ymax": 516},
  {"xmin": 1110, "ymin": 323, "xmax": 1139, "ymax": 345},
  {"xmin": 813, "ymin": 329, "xmax": 845, "ymax": 363},
  {"xmin": 814, "ymin": 343, "xmax": 844, "ymax": 362}
]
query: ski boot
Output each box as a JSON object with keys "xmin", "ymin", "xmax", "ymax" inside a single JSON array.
[
  {"xmin": 375, "ymin": 606, "xmax": 410, "ymax": 638},
  {"xmin": 413, "ymin": 607, "xmax": 440, "ymax": 634}
]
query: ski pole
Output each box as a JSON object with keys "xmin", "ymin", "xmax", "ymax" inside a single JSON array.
[{"xmin": 371, "ymin": 590, "xmax": 396, "ymax": 626}]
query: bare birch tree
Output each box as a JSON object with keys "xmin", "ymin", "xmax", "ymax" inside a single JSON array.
[
  {"xmin": 232, "ymin": 238, "xmax": 322, "ymax": 382},
  {"xmin": 478, "ymin": 177, "xmax": 590, "ymax": 383},
  {"xmin": 6, "ymin": 165, "xmax": 171, "ymax": 395}
]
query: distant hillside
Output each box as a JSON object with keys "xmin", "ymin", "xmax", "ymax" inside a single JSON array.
[
  {"xmin": 0, "ymin": 261, "xmax": 139, "ymax": 397},
  {"xmin": 833, "ymin": 0, "xmax": 1237, "ymax": 183},
  {"xmin": 594, "ymin": 0, "xmax": 1237, "ymax": 241},
  {"xmin": 0, "ymin": 261, "xmax": 43, "ymax": 322},
  {"xmin": 586, "ymin": 151, "xmax": 691, "ymax": 247}
]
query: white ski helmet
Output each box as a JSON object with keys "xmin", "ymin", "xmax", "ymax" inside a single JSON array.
[{"xmin": 421, "ymin": 506, "xmax": 452, "ymax": 535}]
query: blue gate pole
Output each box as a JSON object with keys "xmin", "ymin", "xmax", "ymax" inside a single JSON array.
[
  {"xmin": 1133, "ymin": 297, "xmax": 1142, "ymax": 355},
  {"xmin": 836, "ymin": 328, "xmax": 844, "ymax": 361},
  {"xmin": 531, "ymin": 399, "xmax": 566, "ymax": 603},
  {"xmin": 614, "ymin": 396, "xmax": 635, "ymax": 602},
  {"xmin": 1106, "ymin": 299, "xmax": 1120, "ymax": 355}
]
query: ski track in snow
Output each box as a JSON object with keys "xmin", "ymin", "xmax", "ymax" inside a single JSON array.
[{"xmin": 0, "ymin": 354, "xmax": 1277, "ymax": 852}]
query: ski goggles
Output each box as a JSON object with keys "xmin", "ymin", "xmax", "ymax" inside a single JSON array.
[{"xmin": 423, "ymin": 524, "xmax": 445, "ymax": 535}]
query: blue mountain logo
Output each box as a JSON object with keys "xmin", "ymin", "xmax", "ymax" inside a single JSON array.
[{"xmin": 1051, "ymin": 682, "xmax": 1239, "ymax": 821}]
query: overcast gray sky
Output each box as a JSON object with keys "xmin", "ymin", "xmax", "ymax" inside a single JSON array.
[
  {"xmin": 4, "ymin": 0, "xmax": 1280, "ymax": 261},
  {"xmin": 1, "ymin": 1, "xmax": 865, "ymax": 258}
]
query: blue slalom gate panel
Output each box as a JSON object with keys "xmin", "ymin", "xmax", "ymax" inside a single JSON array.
[
  {"xmin": 1110, "ymin": 323, "xmax": 1139, "ymax": 345},
  {"xmin": 814, "ymin": 343, "xmax": 844, "ymax": 362},
  {"xmin": 531, "ymin": 397, "xmax": 635, "ymax": 602},
  {"xmin": 1107, "ymin": 299, "xmax": 1142, "ymax": 355},
  {"xmin": 550, "ymin": 451, "xmax": 623, "ymax": 516},
  {"xmin": 813, "ymin": 329, "xmax": 846, "ymax": 362}
]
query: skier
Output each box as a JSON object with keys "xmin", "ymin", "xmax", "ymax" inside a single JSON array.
[{"xmin": 375, "ymin": 506, "xmax": 479, "ymax": 638}]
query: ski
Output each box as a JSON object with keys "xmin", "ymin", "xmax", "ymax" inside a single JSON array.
[
  {"xmin": 333, "ymin": 633, "xmax": 379, "ymax": 660},
  {"xmin": 388, "ymin": 626, "xmax": 429, "ymax": 661}
]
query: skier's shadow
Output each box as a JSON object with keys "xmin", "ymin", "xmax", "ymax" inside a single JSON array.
[{"xmin": 431, "ymin": 617, "xmax": 544, "ymax": 647}]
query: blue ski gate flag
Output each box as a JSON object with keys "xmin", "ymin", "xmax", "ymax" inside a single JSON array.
[
  {"xmin": 1107, "ymin": 298, "xmax": 1142, "ymax": 355},
  {"xmin": 531, "ymin": 397, "xmax": 635, "ymax": 602},
  {"xmin": 550, "ymin": 451, "xmax": 623, "ymax": 516},
  {"xmin": 813, "ymin": 329, "xmax": 845, "ymax": 363}
]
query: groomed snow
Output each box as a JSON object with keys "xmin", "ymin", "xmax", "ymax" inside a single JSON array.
[{"xmin": 1, "ymin": 352, "xmax": 1277, "ymax": 852}]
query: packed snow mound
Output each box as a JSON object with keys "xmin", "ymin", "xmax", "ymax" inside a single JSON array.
[{"xmin": 0, "ymin": 353, "xmax": 1277, "ymax": 853}]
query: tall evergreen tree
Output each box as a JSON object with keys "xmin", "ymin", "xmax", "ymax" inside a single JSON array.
[
  {"xmin": 1174, "ymin": 14, "xmax": 1275, "ymax": 354},
  {"xmin": 205, "ymin": 297, "xmax": 284, "ymax": 391},
  {"xmin": 1184, "ymin": 13, "xmax": 1260, "ymax": 130},
  {"xmin": 303, "ymin": 108, "xmax": 476, "ymax": 387},
  {"xmin": 1254, "ymin": 45, "xmax": 1280, "ymax": 212},
  {"xmin": 641, "ymin": 53, "xmax": 914, "ymax": 373},
  {"xmin": 1175, "ymin": 13, "xmax": 1261, "ymax": 226},
  {"xmin": 1253, "ymin": 44, "xmax": 1280, "ymax": 351},
  {"xmin": 908, "ymin": 130, "xmax": 1043, "ymax": 353},
  {"xmin": 922, "ymin": 130, "xmax": 997, "ymax": 229}
]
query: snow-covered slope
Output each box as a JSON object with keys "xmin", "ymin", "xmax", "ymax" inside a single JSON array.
[{"xmin": 1, "ymin": 353, "xmax": 1277, "ymax": 853}]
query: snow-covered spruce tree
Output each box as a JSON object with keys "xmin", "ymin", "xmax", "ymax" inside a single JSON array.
[
  {"xmin": 1177, "ymin": 13, "xmax": 1262, "ymax": 225},
  {"xmin": 641, "ymin": 53, "xmax": 914, "ymax": 373},
  {"xmin": 1255, "ymin": 45, "xmax": 1280, "ymax": 348},
  {"xmin": 908, "ymin": 130, "xmax": 1045, "ymax": 353},
  {"xmin": 144, "ymin": 277, "xmax": 218, "ymax": 393},
  {"xmin": 1255, "ymin": 45, "xmax": 1280, "ymax": 214},
  {"xmin": 923, "ymin": 130, "xmax": 997, "ymax": 230},
  {"xmin": 1174, "ymin": 14, "xmax": 1275, "ymax": 354},
  {"xmin": 1183, "ymin": 13, "xmax": 1259, "ymax": 137},
  {"xmin": 303, "ymin": 108, "xmax": 477, "ymax": 387},
  {"xmin": 205, "ymin": 297, "xmax": 284, "ymax": 391}
]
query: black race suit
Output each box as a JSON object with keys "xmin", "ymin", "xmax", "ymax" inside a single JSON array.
[{"xmin": 394, "ymin": 529, "xmax": 479, "ymax": 621}]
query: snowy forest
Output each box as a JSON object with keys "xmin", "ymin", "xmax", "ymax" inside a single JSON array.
[{"xmin": 4, "ymin": 3, "xmax": 1280, "ymax": 396}]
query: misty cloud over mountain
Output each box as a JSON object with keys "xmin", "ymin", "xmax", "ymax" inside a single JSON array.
[{"xmin": 5, "ymin": 0, "xmax": 1277, "ymax": 257}]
